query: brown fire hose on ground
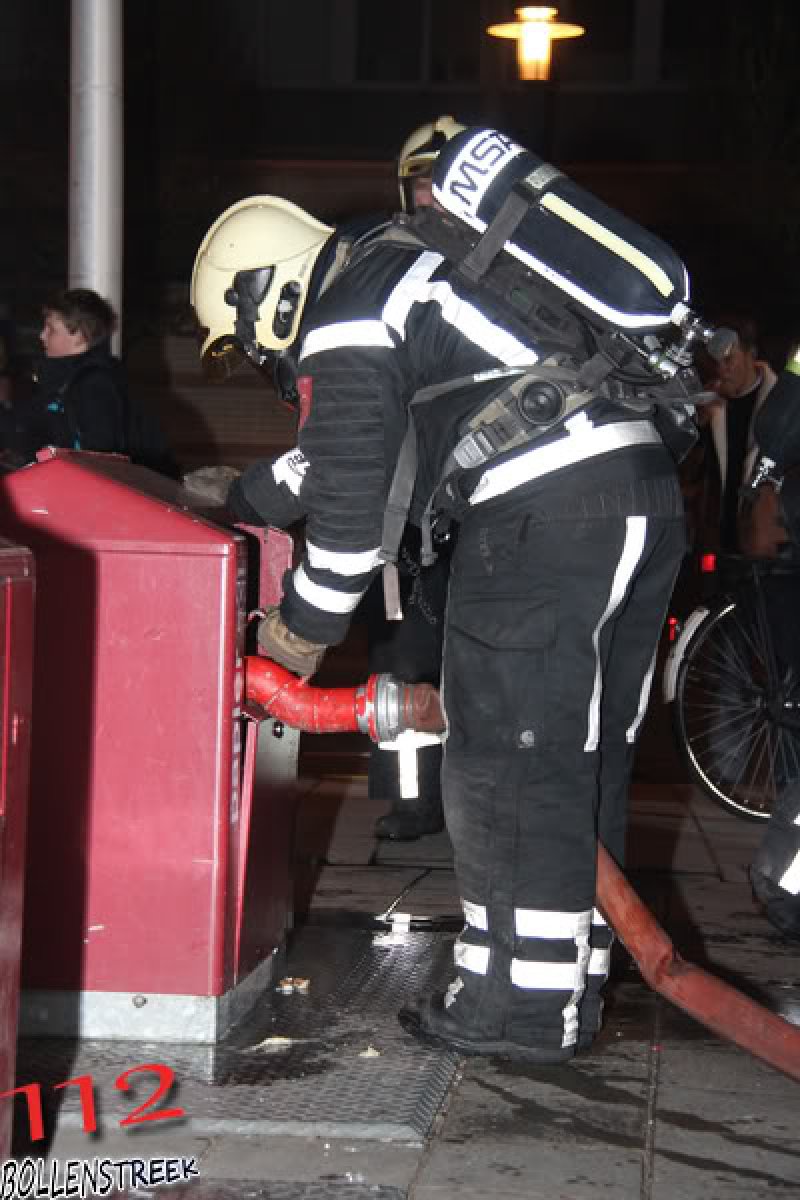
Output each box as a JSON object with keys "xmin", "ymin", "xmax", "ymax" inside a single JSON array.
[
  {"xmin": 245, "ymin": 654, "xmax": 800, "ymax": 1082},
  {"xmin": 596, "ymin": 848, "xmax": 800, "ymax": 1081}
]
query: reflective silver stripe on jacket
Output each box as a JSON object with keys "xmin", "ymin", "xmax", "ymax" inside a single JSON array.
[
  {"xmin": 382, "ymin": 251, "xmax": 536, "ymax": 367},
  {"xmin": 292, "ymin": 564, "xmax": 365, "ymax": 615},
  {"xmin": 468, "ymin": 415, "xmax": 662, "ymax": 506},
  {"xmin": 299, "ymin": 319, "xmax": 394, "ymax": 360},
  {"xmin": 305, "ymin": 540, "xmax": 383, "ymax": 576},
  {"xmin": 299, "ymin": 252, "xmax": 537, "ymax": 368}
]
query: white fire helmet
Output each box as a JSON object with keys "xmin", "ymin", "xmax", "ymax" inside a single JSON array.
[
  {"xmin": 397, "ymin": 115, "xmax": 466, "ymax": 211},
  {"xmin": 191, "ymin": 195, "xmax": 333, "ymax": 374}
]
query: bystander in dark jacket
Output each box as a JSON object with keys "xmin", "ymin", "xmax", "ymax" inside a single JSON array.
[{"xmin": 1, "ymin": 288, "xmax": 176, "ymax": 476}]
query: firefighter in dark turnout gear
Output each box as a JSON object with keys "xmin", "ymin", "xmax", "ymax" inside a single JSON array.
[
  {"xmin": 368, "ymin": 115, "xmax": 465, "ymax": 841},
  {"xmin": 191, "ymin": 127, "xmax": 715, "ymax": 1063},
  {"xmin": 744, "ymin": 353, "xmax": 800, "ymax": 942}
]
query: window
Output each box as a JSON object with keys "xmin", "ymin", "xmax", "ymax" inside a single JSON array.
[
  {"xmin": 555, "ymin": 0, "xmax": 635, "ymax": 84},
  {"xmin": 661, "ymin": 0, "xmax": 727, "ymax": 82},
  {"xmin": 430, "ymin": 0, "xmax": 482, "ymax": 84},
  {"xmin": 356, "ymin": 0, "xmax": 425, "ymax": 82}
]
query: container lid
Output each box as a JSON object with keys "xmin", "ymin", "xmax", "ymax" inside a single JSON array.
[{"xmin": 0, "ymin": 450, "xmax": 239, "ymax": 556}]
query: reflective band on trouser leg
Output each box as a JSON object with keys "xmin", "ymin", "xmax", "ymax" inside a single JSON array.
[
  {"xmin": 584, "ymin": 517, "xmax": 648, "ymax": 752},
  {"xmin": 512, "ymin": 907, "xmax": 592, "ymax": 1048},
  {"xmin": 626, "ymin": 646, "xmax": 658, "ymax": 744},
  {"xmin": 452, "ymin": 898, "xmax": 491, "ymax": 977},
  {"xmin": 588, "ymin": 946, "xmax": 611, "ymax": 977},
  {"xmin": 779, "ymin": 850, "xmax": 800, "ymax": 895},
  {"xmin": 454, "ymin": 940, "xmax": 490, "ymax": 976},
  {"xmin": 578, "ymin": 908, "xmax": 614, "ymax": 1043},
  {"xmin": 462, "ymin": 899, "xmax": 489, "ymax": 931},
  {"xmin": 588, "ymin": 908, "xmax": 613, "ymax": 978}
]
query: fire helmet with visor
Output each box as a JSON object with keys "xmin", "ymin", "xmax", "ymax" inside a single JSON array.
[
  {"xmin": 191, "ymin": 194, "xmax": 334, "ymax": 379},
  {"xmin": 397, "ymin": 115, "xmax": 466, "ymax": 212}
]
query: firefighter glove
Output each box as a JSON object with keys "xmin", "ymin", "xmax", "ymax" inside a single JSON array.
[{"xmin": 256, "ymin": 606, "xmax": 328, "ymax": 678}]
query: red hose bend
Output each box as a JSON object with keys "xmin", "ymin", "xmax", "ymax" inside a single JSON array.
[{"xmin": 244, "ymin": 654, "xmax": 445, "ymax": 742}]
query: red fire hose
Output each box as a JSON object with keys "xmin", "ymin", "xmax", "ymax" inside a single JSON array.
[
  {"xmin": 244, "ymin": 654, "xmax": 446, "ymax": 742},
  {"xmin": 596, "ymin": 848, "xmax": 800, "ymax": 1081},
  {"xmin": 245, "ymin": 654, "xmax": 800, "ymax": 1082}
]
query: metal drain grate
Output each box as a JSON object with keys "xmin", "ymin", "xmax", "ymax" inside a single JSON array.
[{"xmin": 16, "ymin": 930, "xmax": 459, "ymax": 1143}]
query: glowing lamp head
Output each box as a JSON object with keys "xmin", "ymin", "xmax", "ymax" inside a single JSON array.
[{"xmin": 487, "ymin": 6, "xmax": 585, "ymax": 82}]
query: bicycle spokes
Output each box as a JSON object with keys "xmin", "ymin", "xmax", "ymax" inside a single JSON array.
[{"xmin": 675, "ymin": 596, "xmax": 800, "ymax": 820}]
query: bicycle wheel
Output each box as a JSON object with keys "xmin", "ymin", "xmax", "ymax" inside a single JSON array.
[{"xmin": 673, "ymin": 598, "xmax": 800, "ymax": 820}]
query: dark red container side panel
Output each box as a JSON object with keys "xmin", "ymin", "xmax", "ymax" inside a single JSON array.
[
  {"xmin": 0, "ymin": 452, "xmax": 288, "ymax": 1003},
  {"xmin": 228, "ymin": 525, "xmax": 296, "ymax": 985},
  {"xmin": 0, "ymin": 542, "xmax": 34, "ymax": 1158}
]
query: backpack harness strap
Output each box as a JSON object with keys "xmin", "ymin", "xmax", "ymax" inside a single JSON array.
[
  {"xmin": 339, "ymin": 211, "xmax": 697, "ymax": 612},
  {"xmin": 456, "ymin": 163, "xmax": 565, "ymax": 286},
  {"xmin": 378, "ymin": 359, "xmax": 615, "ymax": 587}
]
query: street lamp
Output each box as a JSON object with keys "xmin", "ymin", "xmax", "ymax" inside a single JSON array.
[{"xmin": 486, "ymin": 6, "xmax": 585, "ymax": 82}]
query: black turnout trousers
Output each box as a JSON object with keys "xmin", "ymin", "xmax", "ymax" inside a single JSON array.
[{"xmin": 439, "ymin": 472, "xmax": 687, "ymax": 1052}]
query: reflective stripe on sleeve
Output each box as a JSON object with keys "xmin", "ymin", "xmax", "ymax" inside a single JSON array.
[
  {"xmin": 298, "ymin": 319, "xmax": 394, "ymax": 359},
  {"xmin": 305, "ymin": 540, "xmax": 382, "ymax": 576},
  {"xmin": 292, "ymin": 564, "xmax": 365, "ymax": 615}
]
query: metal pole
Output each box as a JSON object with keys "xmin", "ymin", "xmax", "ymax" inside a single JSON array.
[{"xmin": 68, "ymin": 0, "xmax": 124, "ymax": 351}]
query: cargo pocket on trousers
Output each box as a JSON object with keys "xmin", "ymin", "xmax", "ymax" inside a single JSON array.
[{"xmin": 444, "ymin": 592, "xmax": 558, "ymax": 755}]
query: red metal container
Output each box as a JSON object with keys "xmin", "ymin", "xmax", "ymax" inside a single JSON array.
[
  {"xmin": 0, "ymin": 540, "xmax": 34, "ymax": 1156},
  {"xmin": 0, "ymin": 451, "xmax": 296, "ymax": 1042}
]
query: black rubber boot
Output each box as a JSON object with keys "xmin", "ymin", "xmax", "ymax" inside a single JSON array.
[
  {"xmin": 398, "ymin": 992, "xmax": 575, "ymax": 1064},
  {"xmin": 751, "ymin": 867, "xmax": 800, "ymax": 941},
  {"xmin": 370, "ymin": 739, "xmax": 444, "ymax": 840},
  {"xmin": 374, "ymin": 798, "xmax": 444, "ymax": 841}
]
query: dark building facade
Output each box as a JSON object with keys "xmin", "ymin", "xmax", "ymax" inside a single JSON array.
[{"xmin": 1, "ymin": 0, "xmax": 799, "ymax": 342}]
